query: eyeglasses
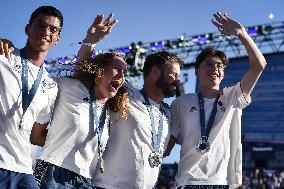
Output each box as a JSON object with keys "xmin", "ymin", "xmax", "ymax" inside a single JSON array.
[
  {"xmin": 201, "ymin": 61, "xmax": 226, "ymax": 70},
  {"xmin": 32, "ymin": 21, "xmax": 61, "ymax": 35}
]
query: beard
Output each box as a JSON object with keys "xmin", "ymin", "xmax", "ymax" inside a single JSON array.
[{"xmin": 155, "ymin": 75, "xmax": 176, "ymax": 98}]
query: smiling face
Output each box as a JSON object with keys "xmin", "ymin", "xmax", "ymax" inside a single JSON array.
[
  {"xmin": 25, "ymin": 14, "xmax": 61, "ymax": 52},
  {"xmin": 95, "ymin": 56, "xmax": 127, "ymax": 99},
  {"xmin": 196, "ymin": 56, "xmax": 225, "ymax": 88}
]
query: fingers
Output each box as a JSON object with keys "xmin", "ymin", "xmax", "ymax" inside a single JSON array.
[
  {"xmin": 90, "ymin": 13, "xmax": 117, "ymax": 30},
  {"xmin": 92, "ymin": 14, "xmax": 104, "ymax": 27},
  {"xmin": 0, "ymin": 39, "xmax": 14, "ymax": 58},
  {"xmin": 224, "ymin": 12, "xmax": 234, "ymax": 22},
  {"xmin": 103, "ymin": 13, "xmax": 114, "ymax": 26},
  {"xmin": 211, "ymin": 19, "xmax": 222, "ymax": 28},
  {"xmin": 0, "ymin": 40, "xmax": 4, "ymax": 55},
  {"xmin": 106, "ymin": 19, "xmax": 118, "ymax": 34},
  {"xmin": 211, "ymin": 19, "xmax": 226, "ymax": 34},
  {"xmin": 217, "ymin": 12, "xmax": 228, "ymax": 22},
  {"xmin": 4, "ymin": 43, "xmax": 10, "ymax": 58},
  {"xmin": 213, "ymin": 13, "xmax": 223, "ymax": 23},
  {"xmin": 213, "ymin": 12, "xmax": 228, "ymax": 25},
  {"xmin": 224, "ymin": 12, "xmax": 229, "ymax": 19}
]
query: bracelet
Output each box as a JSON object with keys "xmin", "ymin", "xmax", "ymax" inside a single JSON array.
[{"xmin": 79, "ymin": 42, "xmax": 96, "ymax": 51}]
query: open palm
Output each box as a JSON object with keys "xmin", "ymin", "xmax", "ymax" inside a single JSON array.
[
  {"xmin": 84, "ymin": 13, "xmax": 118, "ymax": 44},
  {"xmin": 212, "ymin": 12, "xmax": 245, "ymax": 36}
]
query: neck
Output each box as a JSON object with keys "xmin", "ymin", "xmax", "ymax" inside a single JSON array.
[
  {"xmin": 143, "ymin": 81, "xmax": 163, "ymax": 103},
  {"xmin": 93, "ymin": 85, "xmax": 108, "ymax": 104},
  {"xmin": 199, "ymin": 83, "xmax": 220, "ymax": 99},
  {"xmin": 23, "ymin": 44, "xmax": 47, "ymax": 67}
]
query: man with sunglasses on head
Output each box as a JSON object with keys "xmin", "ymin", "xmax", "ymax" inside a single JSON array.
[{"xmin": 165, "ymin": 12, "xmax": 266, "ymax": 189}]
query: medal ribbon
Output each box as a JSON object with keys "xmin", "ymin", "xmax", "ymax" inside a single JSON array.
[
  {"xmin": 20, "ymin": 49, "xmax": 43, "ymax": 128},
  {"xmin": 140, "ymin": 89, "xmax": 165, "ymax": 153},
  {"xmin": 89, "ymin": 87, "xmax": 108, "ymax": 158},
  {"xmin": 197, "ymin": 92, "xmax": 220, "ymax": 142}
]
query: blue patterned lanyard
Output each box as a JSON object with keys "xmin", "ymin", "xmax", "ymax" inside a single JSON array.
[
  {"xmin": 20, "ymin": 49, "xmax": 43, "ymax": 127},
  {"xmin": 140, "ymin": 89, "xmax": 165, "ymax": 153},
  {"xmin": 197, "ymin": 92, "xmax": 220, "ymax": 142},
  {"xmin": 89, "ymin": 87, "xmax": 108, "ymax": 157}
]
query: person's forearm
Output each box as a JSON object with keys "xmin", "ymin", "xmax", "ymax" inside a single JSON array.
[
  {"xmin": 76, "ymin": 37, "xmax": 97, "ymax": 60},
  {"xmin": 30, "ymin": 129, "xmax": 47, "ymax": 147},
  {"xmin": 77, "ymin": 44, "xmax": 95, "ymax": 60},
  {"xmin": 238, "ymin": 30, "xmax": 266, "ymax": 71},
  {"xmin": 163, "ymin": 135, "xmax": 177, "ymax": 158}
]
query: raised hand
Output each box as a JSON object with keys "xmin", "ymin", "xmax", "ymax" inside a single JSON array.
[
  {"xmin": 211, "ymin": 12, "xmax": 246, "ymax": 36},
  {"xmin": 83, "ymin": 13, "xmax": 118, "ymax": 44},
  {"xmin": 0, "ymin": 39, "xmax": 14, "ymax": 58}
]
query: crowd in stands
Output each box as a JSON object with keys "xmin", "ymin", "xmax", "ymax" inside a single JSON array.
[{"xmin": 157, "ymin": 164, "xmax": 284, "ymax": 189}]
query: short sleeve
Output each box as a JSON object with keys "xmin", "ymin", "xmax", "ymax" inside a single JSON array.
[
  {"xmin": 223, "ymin": 82, "xmax": 251, "ymax": 109},
  {"xmin": 170, "ymin": 99, "xmax": 180, "ymax": 142},
  {"xmin": 35, "ymin": 80, "xmax": 58, "ymax": 124}
]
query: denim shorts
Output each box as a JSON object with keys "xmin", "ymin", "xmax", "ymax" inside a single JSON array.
[
  {"xmin": 178, "ymin": 185, "xmax": 229, "ymax": 189},
  {"xmin": 0, "ymin": 168, "xmax": 39, "ymax": 189},
  {"xmin": 34, "ymin": 159, "xmax": 96, "ymax": 189}
]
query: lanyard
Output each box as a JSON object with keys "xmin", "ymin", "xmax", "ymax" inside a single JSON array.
[
  {"xmin": 89, "ymin": 87, "xmax": 108, "ymax": 157},
  {"xmin": 20, "ymin": 49, "xmax": 43, "ymax": 127},
  {"xmin": 197, "ymin": 92, "xmax": 220, "ymax": 141},
  {"xmin": 140, "ymin": 89, "xmax": 165, "ymax": 153}
]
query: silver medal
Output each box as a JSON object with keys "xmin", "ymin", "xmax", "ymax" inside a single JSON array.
[
  {"xmin": 196, "ymin": 140, "xmax": 210, "ymax": 154},
  {"xmin": 148, "ymin": 152, "xmax": 162, "ymax": 168}
]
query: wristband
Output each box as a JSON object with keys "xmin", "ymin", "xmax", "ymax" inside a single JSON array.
[{"xmin": 79, "ymin": 42, "xmax": 96, "ymax": 51}]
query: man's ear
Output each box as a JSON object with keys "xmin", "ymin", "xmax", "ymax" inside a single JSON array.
[
  {"xmin": 25, "ymin": 24, "xmax": 30, "ymax": 35},
  {"xmin": 151, "ymin": 66, "xmax": 161, "ymax": 79},
  {"xmin": 195, "ymin": 68, "xmax": 199, "ymax": 76}
]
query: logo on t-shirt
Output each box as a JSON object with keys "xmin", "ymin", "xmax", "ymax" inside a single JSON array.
[
  {"xmin": 189, "ymin": 106, "xmax": 198, "ymax": 112},
  {"xmin": 218, "ymin": 101, "xmax": 226, "ymax": 112},
  {"xmin": 83, "ymin": 97, "xmax": 89, "ymax": 102},
  {"xmin": 12, "ymin": 63, "xmax": 21, "ymax": 74},
  {"xmin": 40, "ymin": 79, "xmax": 47, "ymax": 93}
]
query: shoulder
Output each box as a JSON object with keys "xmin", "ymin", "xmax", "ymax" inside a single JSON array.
[
  {"xmin": 124, "ymin": 81, "xmax": 144, "ymax": 102},
  {"xmin": 40, "ymin": 73, "xmax": 58, "ymax": 99},
  {"xmin": 222, "ymin": 82, "xmax": 242, "ymax": 98},
  {"xmin": 172, "ymin": 93, "xmax": 196, "ymax": 106},
  {"xmin": 53, "ymin": 76, "xmax": 87, "ymax": 96},
  {"xmin": 43, "ymin": 71, "xmax": 58, "ymax": 90}
]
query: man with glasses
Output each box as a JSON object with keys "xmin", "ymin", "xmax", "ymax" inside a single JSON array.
[
  {"xmin": 0, "ymin": 6, "xmax": 63, "ymax": 188},
  {"xmin": 165, "ymin": 12, "xmax": 266, "ymax": 189}
]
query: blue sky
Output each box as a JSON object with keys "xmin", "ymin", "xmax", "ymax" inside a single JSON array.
[{"xmin": 1, "ymin": 0, "xmax": 284, "ymax": 163}]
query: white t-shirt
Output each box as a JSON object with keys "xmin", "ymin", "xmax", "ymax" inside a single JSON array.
[
  {"xmin": 94, "ymin": 83, "xmax": 171, "ymax": 189},
  {"xmin": 39, "ymin": 77, "xmax": 109, "ymax": 179},
  {"xmin": 0, "ymin": 49, "xmax": 58, "ymax": 174},
  {"xmin": 171, "ymin": 83, "xmax": 251, "ymax": 188}
]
